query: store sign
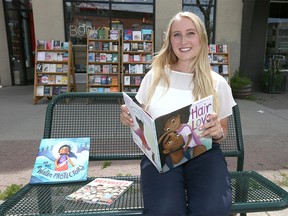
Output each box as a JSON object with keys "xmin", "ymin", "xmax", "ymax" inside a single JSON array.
[{"xmin": 70, "ymin": 25, "xmax": 95, "ymax": 37}]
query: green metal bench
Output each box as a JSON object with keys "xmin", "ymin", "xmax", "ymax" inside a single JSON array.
[{"xmin": 0, "ymin": 92, "xmax": 287, "ymax": 216}]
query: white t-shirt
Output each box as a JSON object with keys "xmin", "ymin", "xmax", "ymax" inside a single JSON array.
[{"xmin": 136, "ymin": 69, "xmax": 236, "ymax": 120}]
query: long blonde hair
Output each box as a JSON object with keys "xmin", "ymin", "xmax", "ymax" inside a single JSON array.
[{"xmin": 144, "ymin": 11, "xmax": 218, "ymax": 113}]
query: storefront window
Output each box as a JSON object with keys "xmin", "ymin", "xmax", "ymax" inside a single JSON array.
[
  {"xmin": 63, "ymin": 0, "xmax": 154, "ymax": 45},
  {"xmin": 265, "ymin": 1, "xmax": 288, "ymax": 72},
  {"xmin": 182, "ymin": 0, "xmax": 216, "ymax": 44},
  {"xmin": 3, "ymin": 0, "xmax": 34, "ymax": 85},
  {"xmin": 112, "ymin": 0, "xmax": 154, "ymax": 2}
]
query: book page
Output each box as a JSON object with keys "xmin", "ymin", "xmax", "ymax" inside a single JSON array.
[
  {"xmin": 123, "ymin": 93, "xmax": 213, "ymax": 174},
  {"xmin": 154, "ymin": 95, "xmax": 213, "ymax": 173},
  {"xmin": 122, "ymin": 92, "xmax": 162, "ymax": 172}
]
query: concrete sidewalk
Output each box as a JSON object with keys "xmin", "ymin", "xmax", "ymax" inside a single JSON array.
[{"xmin": 0, "ymin": 85, "xmax": 287, "ymax": 215}]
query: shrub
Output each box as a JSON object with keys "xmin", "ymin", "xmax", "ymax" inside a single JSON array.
[
  {"xmin": 231, "ymin": 70, "xmax": 252, "ymax": 90},
  {"xmin": 0, "ymin": 184, "xmax": 22, "ymax": 200}
]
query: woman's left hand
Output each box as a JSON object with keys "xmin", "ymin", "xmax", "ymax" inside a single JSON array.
[{"xmin": 198, "ymin": 113, "xmax": 226, "ymax": 141}]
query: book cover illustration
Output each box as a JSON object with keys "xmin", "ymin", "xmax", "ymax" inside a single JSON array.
[
  {"xmin": 37, "ymin": 40, "xmax": 45, "ymax": 49},
  {"xmin": 123, "ymin": 92, "xmax": 213, "ymax": 173},
  {"xmin": 45, "ymin": 40, "xmax": 53, "ymax": 50},
  {"xmin": 37, "ymin": 52, "xmax": 45, "ymax": 61},
  {"xmin": 30, "ymin": 137, "xmax": 90, "ymax": 184},
  {"xmin": 209, "ymin": 44, "xmax": 217, "ymax": 53},
  {"xmin": 66, "ymin": 178, "xmax": 133, "ymax": 205},
  {"xmin": 124, "ymin": 29, "xmax": 132, "ymax": 40},
  {"xmin": 88, "ymin": 29, "xmax": 98, "ymax": 39},
  {"xmin": 132, "ymin": 31, "xmax": 142, "ymax": 40},
  {"xmin": 61, "ymin": 41, "xmax": 69, "ymax": 50},
  {"xmin": 142, "ymin": 29, "xmax": 152, "ymax": 41},
  {"xmin": 109, "ymin": 29, "xmax": 119, "ymax": 40},
  {"xmin": 53, "ymin": 40, "xmax": 61, "ymax": 50}
]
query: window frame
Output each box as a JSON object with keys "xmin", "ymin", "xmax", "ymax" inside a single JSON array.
[{"xmin": 182, "ymin": 0, "xmax": 217, "ymax": 44}]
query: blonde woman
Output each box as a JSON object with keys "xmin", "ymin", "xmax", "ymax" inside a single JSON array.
[{"xmin": 121, "ymin": 11, "xmax": 236, "ymax": 215}]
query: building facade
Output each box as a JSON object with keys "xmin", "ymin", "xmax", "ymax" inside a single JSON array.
[{"xmin": 0, "ymin": 0, "xmax": 287, "ymax": 92}]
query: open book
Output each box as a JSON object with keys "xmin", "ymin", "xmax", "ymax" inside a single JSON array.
[
  {"xmin": 29, "ymin": 137, "xmax": 90, "ymax": 184},
  {"xmin": 123, "ymin": 92, "xmax": 213, "ymax": 173},
  {"xmin": 66, "ymin": 178, "xmax": 133, "ymax": 205}
]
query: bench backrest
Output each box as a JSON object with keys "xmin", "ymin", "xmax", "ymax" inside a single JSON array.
[{"xmin": 44, "ymin": 92, "xmax": 244, "ymax": 171}]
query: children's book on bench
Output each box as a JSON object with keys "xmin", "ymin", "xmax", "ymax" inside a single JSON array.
[
  {"xmin": 123, "ymin": 92, "xmax": 213, "ymax": 173},
  {"xmin": 29, "ymin": 137, "xmax": 90, "ymax": 184},
  {"xmin": 66, "ymin": 178, "xmax": 133, "ymax": 205}
]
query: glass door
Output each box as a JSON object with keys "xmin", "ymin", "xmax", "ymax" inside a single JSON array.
[{"xmin": 3, "ymin": 0, "xmax": 34, "ymax": 85}]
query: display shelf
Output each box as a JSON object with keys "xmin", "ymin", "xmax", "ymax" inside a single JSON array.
[
  {"xmin": 33, "ymin": 40, "xmax": 76, "ymax": 104},
  {"xmin": 121, "ymin": 29, "xmax": 153, "ymax": 92},
  {"xmin": 208, "ymin": 44, "xmax": 230, "ymax": 83},
  {"xmin": 86, "ymin": 29, "xmax": 121, "ymax": 93}
]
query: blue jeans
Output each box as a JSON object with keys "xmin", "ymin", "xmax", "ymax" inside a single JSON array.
[{"xmin": 140, "ymin": 143, "xmax": 232, "ymax": 216}]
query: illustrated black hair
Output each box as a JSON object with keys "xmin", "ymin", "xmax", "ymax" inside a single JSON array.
[
  {"xmin": 58, "ymin": 144, "xmax": 77, "ymax": 158},
  {"xmin": 58, "ymin": 144, "xmax": 70, "ymax": 153},
  {"xmin": 155, "ymin": 105, "xmax": 191, "ymax": 134},
  {"xmin": 135, "ymin": 116, "xmax": 144, "ymax": 127}
]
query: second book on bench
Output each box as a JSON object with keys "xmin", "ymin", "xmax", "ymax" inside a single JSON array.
[{"xmin": 123, "ymin": 92, "xmax": 213, "ymax": 173}]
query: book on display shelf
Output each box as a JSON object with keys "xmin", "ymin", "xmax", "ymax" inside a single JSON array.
[
  {"xmin": 132, "ymin": 31, "xmax": 142, "ymax": 40},
  {"xmin": 109, "ymin": 29, "xmax": 119, "ymax": 40},
  {"xmin": 88, "ymin": 29, "xmax": 98, "ymax": 39},
  {"xmin": 61, "ymin": 41, "xmax": 69, "ymax": 50},
  {"xmin": 56, "ymin": 64, "xmax": 63, "ymax": 72},
  {"xmin": 123, "ymin": 92, "xmax": 213, "ymax": 173},
  {"xmin": 36, "ymin": 86, "xmax": 44, "ymax": 96},
  {"xmin": 53, "ymin": 40, "xmax": 61, "ymax": 50},
  {"xmin": 37, "ymin": 52, "xmax": 46, "ymax": 61},
  {"xmin": 142, "ymin": 29, "xmax": 152, "ymax": 41},
  {"xmin": 47, "ymin": 75, "xmax": 55, "ymax": 84},
  {"xmin": 124, "ymin": 29, "xmax": 132, "ymax": 40},
  {"xmin": 112, "ymin": 53, "xmax": 118, "ymax": 62},
  {"xmin": 36, "ymin": 63, "xmax": 42, "ymax": 72},
  {"xmin": 37, "ymin": 40, "xmax": 45, "ymax": 49},
  {"xmin": 45, "ymin": 40, "xmax": 53, "ymax": 50},
  {"xmin": 123, "ymin": 43, "xmax": 130, "ymax": 51},
  {"xmin": 106, "ymin": 53, "xmax": 113, "ymax": 62}
]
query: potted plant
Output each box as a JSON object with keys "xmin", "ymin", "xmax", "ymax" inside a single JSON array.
[
  {"xmin": 261, "ymin": 57, "xmax": 286, "ymax": 94},
  {"xmin": 230, "ymin": 69, "xmax": 253, "ymax": 99}
]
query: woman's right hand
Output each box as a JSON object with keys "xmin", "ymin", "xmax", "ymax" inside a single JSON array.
[{"xmin": 120, "ymin": 104, "xmax": 134, "ymax": 127}]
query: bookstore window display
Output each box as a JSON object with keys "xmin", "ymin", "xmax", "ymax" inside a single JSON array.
[
  {"xmin": 86, "ymin": 29, "xmax": 121, "ymax": 93},
  {"xmin": 33, "ymin": 40, "xmax": 76, "ymax": 104},
  {"xmin": 64, "ymin": 1, "xmax": 154, "ymax": 45},
  {"xmin": 122, "ymin": 29, "xmax": 154, "ymax": 92}
]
